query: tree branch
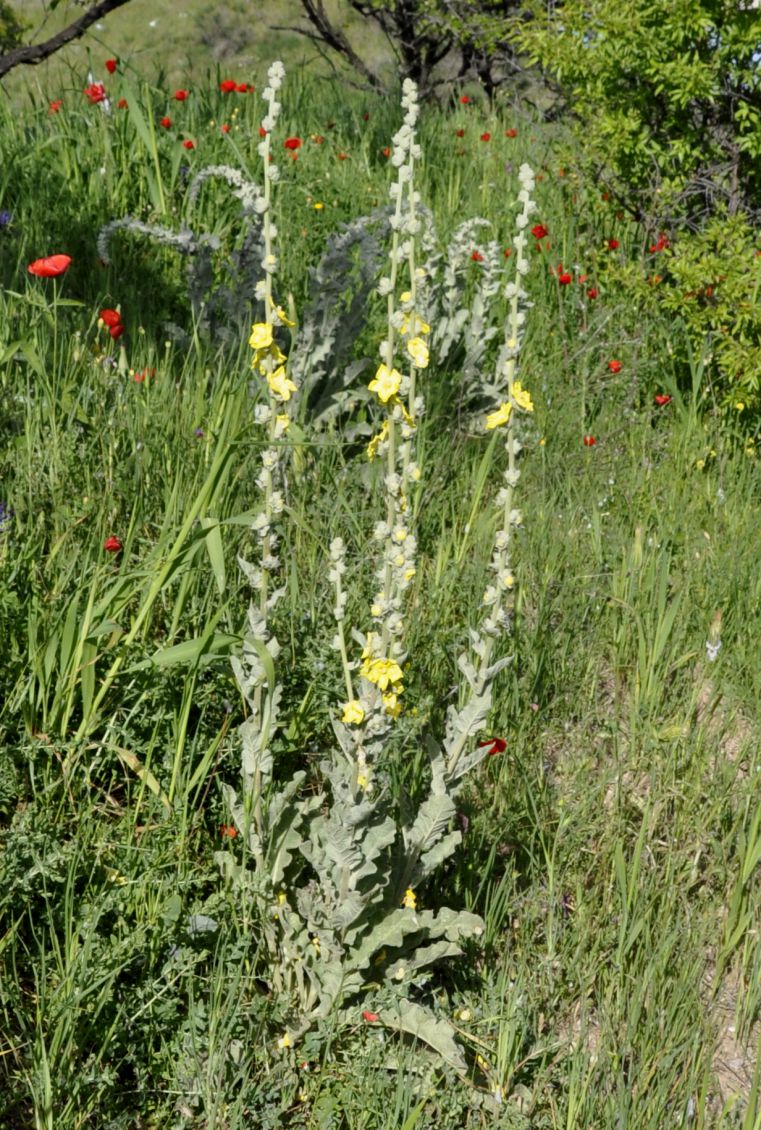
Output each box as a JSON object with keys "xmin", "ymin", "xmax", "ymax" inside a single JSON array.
[
  {"xmin": 0, "ymin": 0, "xmax": 134, "ymax": 80},
  {"xmin": 298, "ymin": 0, "xmax": 386, "ymax": 91}
]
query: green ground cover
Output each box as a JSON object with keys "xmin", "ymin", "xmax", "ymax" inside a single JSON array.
[{"xmin": 0, "ymin": 23, "xmax": 760, "ymax": 1130}]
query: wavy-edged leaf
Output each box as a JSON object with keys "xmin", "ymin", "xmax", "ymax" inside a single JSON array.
[{"xmin": 386, "ymin": 999, "xmax": 468, "ymax": 1075}]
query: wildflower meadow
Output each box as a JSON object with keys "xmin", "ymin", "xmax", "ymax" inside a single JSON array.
[{"xmin": 1, "ymin": 17, "xmax": 761, "ymax": 1130}]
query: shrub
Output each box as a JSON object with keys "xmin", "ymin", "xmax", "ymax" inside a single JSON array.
[
  {"xmin": 0, "ymin": 0, "xmax": 26, "ymax": 54},
  {"xmin": 518, "ymin": 0, "xmax": 761, "ymax": 225}
]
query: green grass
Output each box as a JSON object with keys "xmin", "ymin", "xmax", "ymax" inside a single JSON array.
[
  {"xmin": 1, "ymin": 47, "xmax": 760, "ymax": 1130},
  {"xmin": 5, "ymin": 0, "xmax": 390, "ymax": 106}
]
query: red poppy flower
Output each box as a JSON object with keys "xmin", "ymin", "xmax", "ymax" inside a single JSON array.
[
  {"xmin": 504, "ymin": 248, "xmax": 512, "ymax": 258},
  {"xmin": 471, "ymin": 250, "xmax": 484, "ymax": 262},
  {"xmin": 219, "ymin": 79, "xmax": 236, "ymax": 93},
  {"xmin": 49, "ymin": 99, "xmax": 63, "ymax": 113},
  {"xmin": 606, "ymin": 238, "xmax": 619, "ymax": 250},
  {"xmin": 105, "ymin": 58, "xmax": 118, "ymax": 74},
  {"xmin": 117, "ymin": 98, "xmax": 128, "ymax": 109},
  {"xmin": 109, "ymin": 323, "xmax": 125, "ymax": 340},
  {"xmin": 480, "ymin": 131, "xmax": 491, "ymax": 142},
  {"xmin": 28, "ymin": 254, "xmax": 72, "ymax": 278},
  {"xmin": 84, "ymin": 82, "xmax": 107, "ymax": 104},
  {"xmin": 235, "ymin": 83, "xmax": 249, "ymax": 93},
  {"xmin": 478, "ymin": 737, "xmax": 507, "ymax": 756},
  {"xmin": 183, "ymin": 139, "xmax": 195, "ymax": 150},
  {"xmin": 583, "ymin": 435, "xmax": 596, "ymax": 447},
  {"xmin": 103, "ymin": 535, "xmax": 123, "ymax": 553},
  {"xmin": 455, "ymin": 128, "xmax": 465, "ymax": 138},
  {"xmin": 382, "ymin": 146, "xmax": 391, "ymax": 157},
  {"xmin": 221, "ymin": 123, "xmax": 230, "ymax": 133},
  {"xmin": 586, "ymin": 287, "xmax": 598, "ymax": 299},
  {"xmin": 607, "ymin": 359, "xmax": 622, "ymax": 373},
  {"xmin": 654, "ymin": 394, "xmax": 672, "ymax": 406},
  {"xmin": 649, "ymin": 233, "xmax": 668, "ymax": 253},
  {"xmin": 459, "ymin": 95, "xmax": 470, "ymax": 104},
  {"xmin": 160, "ymin": 116, "xmax": 171, "ymax": 128},
  {"xmin": 284, "ymin": 136, "xmax": 302, "ymax": 150},
  {"xmin": 338, "ymin": 151, "xmax": 347, "ymax": 160},
  {"xmin": 362, "ymin": 1010, "xmax": 380, "ymax": 1023},
  {"xmin": 578, "ymin": 273, "xmax": 588, "ymax": 284},
  {"xmin": 558, "ymin": 272, "xmax": 572, "ymax": 285},
  {"xmin": 134, "ymin": 367, "xmax": 155, "ymax": 383},
  {"xmin": 220, "ymin": 824, "xmax": 238, "ymax": 838},
  {"xmin": 174, "ymin": 89, "xmax": 189, "ymax": 101},
  {"xmin": 531, "ymin": 224, "xmax": 549, "ymax": 240},
  {"xmin": 99, "ymin": 308, "xmax": 122, "ymax": 327},
  {"xmin": 505, "ymin": 128, "xmax": 517, "ymax": 138}
]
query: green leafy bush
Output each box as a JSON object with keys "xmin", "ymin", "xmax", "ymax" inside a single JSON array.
[
  {"xmin": 518, "ymin": 0, "xmax": 761, "ymax": 418},
  {"xmin": 0, "ymin": 0, "xmax": 26, "ymax": 54},
  {"xmin": 519, "ymin": 0, "xmax": 761, "ymax": 222}
]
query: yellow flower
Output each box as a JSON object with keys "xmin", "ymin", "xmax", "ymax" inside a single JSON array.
[
  {"xmin": 341, "ymin": 700, "xmax": 365, "ymax": 725},
  {"xmin": 403, "ymin": 567, "xmax": 416, "ymax": 582},
  {"xmin": 277, "ymin": 1033, "xmax": 292, "ymax": 1049},
  {"xmin": 313, "ymin": 201, "xmax": 324, "ymax": 210},
  {"xmin": 511, "ymin": 381, "xmax": 534, "ymax": 412},
  {"xmin": 735, "ymin": 401, "xmax": 745, "ymax": 411},
  {"xmin": 401, "ymin": 888, "xmax": 417, "ymax": 910},
  {"xmin": 275, "ymin": 413, "xmax": 290, "ymax": 432},
  {"xmin": 357, "ymin": 772, "xmax": 369, "ymax": 790},
  {"xmin": 249, "ymin": 322, "xmax": 273, "ymax": 351},
  {"xmin": 485, "ymin": 402, "xmax": 512, "ymax": 430},
  {"xmin": 383, "ymin": 691, "xmax": 402, "ymax": 718},
  {"xmin": 401, "ymin": 311, "xmax": 430, "ymax": 336},
  {"xmin": 253, "ymin": 343, "xmax": 287, "ymax": 373},
  {"xmin": 367, "ymin": 419, "xmax": 389, "ymax": 461},
  {"xmin": 277, "ymin": 891, "xmax": 287, "ymax": 905},
  {"xmin": 369, "ymin": 363, "xmax": 402, "ymax": 404},
  {"xmin": 269, "ymin": 298, "xmax": 295, "ymax": 327},
  {"xmin": 407, "ymin": 337, "xmax": 429, "ymax": 368},
  {"xmin": 268, "ymin": 366, "xmax": 298, "ymax": 402},
  {"xmin": 361, "ymin": 655, "xmax": 404, "ymax": 691}
]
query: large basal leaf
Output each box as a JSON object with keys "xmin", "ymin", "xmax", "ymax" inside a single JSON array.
[
  {"xmin": 385, "ymin": 999, "xmax": 468, "ymax": 1075},
  {"xmin": 386, "ymin": 938, "xmax": 463, "ymax": 979},
  {"xmin": 404, "ymin": 792, "xmax": 456, "ymax": 857},
  {"xmin": 414, "ymin": 828, "xmax": 462, "ymax": 883},
  {"xmin": 348, "ymin": 910, "xmax": 426, "ymax": 971}
]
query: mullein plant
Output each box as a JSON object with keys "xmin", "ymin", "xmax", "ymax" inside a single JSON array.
[
  {"xmin": 223, "ymin": 59, "xmax": 298, "ymax": 878},
  {"xmin": 443, "ymin": 163, "xmax": 537, "ymax": 791},
  {"xmin": 219, "ymin": 75, "xmax": 537, "ymax": 1089}
]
